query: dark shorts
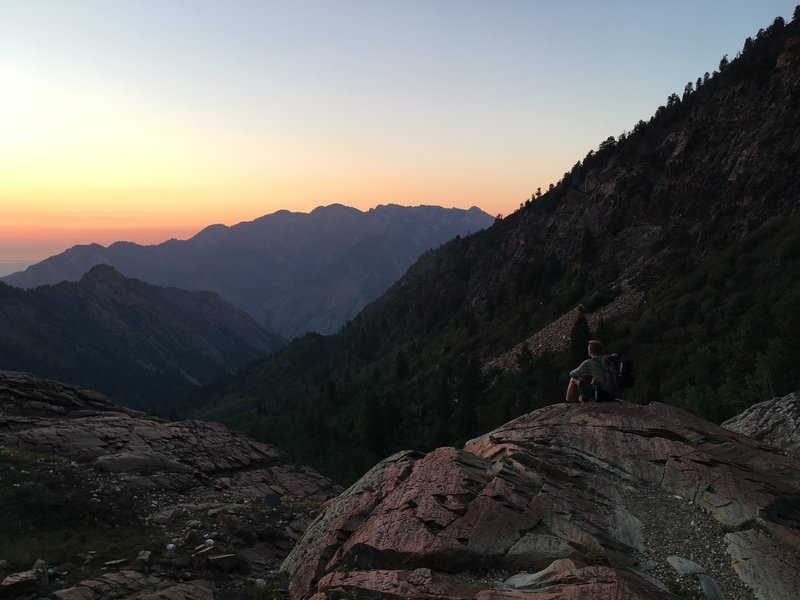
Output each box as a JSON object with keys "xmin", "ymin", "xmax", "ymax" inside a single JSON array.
[{"xmin": 579, "ymin": 379, "xmax": 615, "ymax": 402}]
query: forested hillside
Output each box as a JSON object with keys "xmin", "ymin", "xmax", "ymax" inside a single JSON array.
[
  {"xmin": 0, "ymin": 265, "xmax": 281, "ymax": 409},
  {"xmin": 186, "ymin": 13, "xmax": 800, "ymax": 484}
]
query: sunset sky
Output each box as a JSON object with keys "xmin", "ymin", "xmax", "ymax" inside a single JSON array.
[{"xmin": 1, "ymin": 1, "xmax": 797, "ymax": 276}]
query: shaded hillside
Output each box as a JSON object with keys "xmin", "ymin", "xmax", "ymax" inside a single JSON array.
[
  {"xmin": 187, "ymin": 14, "xmax": 800, "ymax": 483},
  {"xmin": 0, "ymin": 371, "xmax": 339, "ymax": 597},
  {"xmin": 0, "ymin": 265, "xmax": 282, "ymax": 410},
  {"xmin": 2, "ymin": 204, "xmax": 494, "ymax": 339}
]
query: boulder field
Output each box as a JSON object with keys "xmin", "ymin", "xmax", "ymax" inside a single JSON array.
[{"xmin": 283, "ymin": 401, "xmax": 800, "ymax": 600}]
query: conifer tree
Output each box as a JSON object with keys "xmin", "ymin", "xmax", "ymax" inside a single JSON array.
[{"xmin": 569, "ymin": 315, "xmax": 591, "ymax": 365}]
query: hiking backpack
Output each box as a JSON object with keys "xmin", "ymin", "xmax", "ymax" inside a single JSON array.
[{"xmin": 612, "ymin": 355, "xmax": 635, "ymax": 389}]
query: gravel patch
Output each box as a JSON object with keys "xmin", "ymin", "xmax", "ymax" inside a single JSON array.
[
  {"xmin": 484, "ymin": 287, "xmax": 644, "ymax": 374},
  {"xmin": 622, "ymin": 479, "xmax": 756, "ymax": 600}
]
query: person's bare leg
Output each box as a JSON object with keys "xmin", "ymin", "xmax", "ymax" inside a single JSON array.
[{"xmin": 566, "ymin": 378, "xmax": 580, "ymax": 403}]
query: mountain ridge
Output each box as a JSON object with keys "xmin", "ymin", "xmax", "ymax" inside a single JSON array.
[
  {"xmin": 0, "ymin": 265, "xmax": 281, "ymax": 409},
  {"xmin": 2, "ymin": 204, "xmax": 494, "ymax": 339}
]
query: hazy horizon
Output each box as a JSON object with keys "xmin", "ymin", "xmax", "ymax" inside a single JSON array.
[{"xmin": 3, "ymin": 1, "xmax": 797, "ymax": 271}]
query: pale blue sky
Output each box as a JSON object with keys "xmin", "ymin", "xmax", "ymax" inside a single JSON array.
[{"xmin": 1, "ymin": 1, "xmax": 797, "ymax": 274}]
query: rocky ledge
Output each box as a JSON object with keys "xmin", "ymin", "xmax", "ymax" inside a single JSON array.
[
  {"xmin": 283, "ymin": 401, "xmax": 800, "ymax": 600},
  {"xmin": 0, "ymin": 371, "xmax": 341, "ymax": 598},
  {"xmin": 722, "ymin": 392, "xmax": 800, "ymax": 456}
]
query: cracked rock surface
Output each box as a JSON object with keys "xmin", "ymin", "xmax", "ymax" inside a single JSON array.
[
  {"xmin": 283, "ymin": 401, "xmax": 800, "ymax": 600},
  {"xmin": 722, "ymin": 392, "xmax": 800, "ymax": 456},
  {"xmin": 0, "ymin": 371, "xmax": 340, "ymax": 599}
]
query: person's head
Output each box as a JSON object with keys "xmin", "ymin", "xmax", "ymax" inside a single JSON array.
[{"xmin": 587, "ymin": 340, "xmax": 604, "ymax": 356}]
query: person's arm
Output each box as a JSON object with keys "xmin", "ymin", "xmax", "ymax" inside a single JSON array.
[{"xmin": 570, "ymin": 359, "xmax": 592, "ymax": 379}]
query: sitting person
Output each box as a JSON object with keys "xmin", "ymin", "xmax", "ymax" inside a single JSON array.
[{"xmin": 565, "ymin": 339, "xmax": 618, "ymax": 403}]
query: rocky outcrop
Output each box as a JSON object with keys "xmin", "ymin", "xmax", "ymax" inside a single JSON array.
[
  {"xmin": 51, "ymin": 571, "xmax": 214, "ymax": 600},
  {"xmin": 722, "ymin": 392, "xmax": 800, "ymax": 455},
  {"xmin": 0, "ymin": 371, "xmax": 336, "ymax": 501},
  {"xmin": 283, "ymin": 401, "xmax": 800, "ymax": 600},
  {"xmin": 0, "ymin": 371, "xmax": 340, "ymax": 597}
]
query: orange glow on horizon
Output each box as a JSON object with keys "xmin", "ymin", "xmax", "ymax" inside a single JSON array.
[{"xmin": 0, "ymin": 58, "xmax": 560, "ymax": 270}]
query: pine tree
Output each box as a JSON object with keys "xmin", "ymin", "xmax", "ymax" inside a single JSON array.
[{"xmin": 569, "ymin": 315, "xmax": 591, "ymax": 365}]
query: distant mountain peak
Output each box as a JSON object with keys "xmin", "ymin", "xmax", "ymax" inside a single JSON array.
[
  {"xmin": 82, "ymin": 263, "xmax": 124, "ymax": 280},
  {"xmin": 310, "ymin": 203, "xmax": 359, "ymax": 214}
]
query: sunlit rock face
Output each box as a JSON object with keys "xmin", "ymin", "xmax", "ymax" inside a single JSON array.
[{"xmin": 283, "ymin": 401, "xmax": 800, "ymax": 600}]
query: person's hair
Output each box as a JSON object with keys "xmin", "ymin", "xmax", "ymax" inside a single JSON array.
[{"xmin": 588, "ymin": 340, "xmax": 604, "ymax": 355}]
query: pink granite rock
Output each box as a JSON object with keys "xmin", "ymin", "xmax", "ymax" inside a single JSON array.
[
  {"xmin": 283, "ymin": 401, "xmax": 800, "ymax": 599},
  {"xmin": 0, "ymin": 371, "xmax": 340, "ymax": 502}
]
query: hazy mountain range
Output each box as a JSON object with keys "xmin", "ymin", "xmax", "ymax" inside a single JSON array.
[{"xmin": 3, "ymin": 204, "xmax": 493, "ymax": 339}]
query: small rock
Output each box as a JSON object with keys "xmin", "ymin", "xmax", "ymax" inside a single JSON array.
[
  {"xmin": 184, "ymin": 530, "xmax": 202, "ymax": 546},
  {"xmin": 0, "ymin": 570, "xmax": 40, "ymax": 596},
  {"xmin": 31, "ymin": 560, "xmax": 47, "ymax": 584},
  {"xmin": 697, "ymin": 573, "xmax": 726, "ymax": 600},
  {"xmin": 667, "ymin": 555, "xmax": 705, "ymax": 576},
  {"xmin": 103, "ymin": 559, "xmax": 126, "ymax": 568}
]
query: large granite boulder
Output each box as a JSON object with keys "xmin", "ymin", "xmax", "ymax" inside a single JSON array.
[
  {"xmin": 283, "ymin": 401, "xmax": 800, "ymax": 600},
  {"xmin": 722, "ymin": 392, "xmax": 800, "ymax": 456}
]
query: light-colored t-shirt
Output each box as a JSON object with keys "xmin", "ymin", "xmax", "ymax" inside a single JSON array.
[{"xmin": 570, "ymin": 356, "xmax": 618, "ymax": 394}]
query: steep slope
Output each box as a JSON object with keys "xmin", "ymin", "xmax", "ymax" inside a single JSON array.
[
  {"xmin": 283, "ymin": 401, "xmax": 800, "ymax": 600},
  {"xmin": 0, "ymin": 371, "xmax": 340, "ymax": 598},
  {"xmin": 0, "ymin": 265, "xmax": 282, "ymax": 409},
  {"xmin": 2, "ymin": 204, "xmax": 494, "ymax": 339},
  {"xmin": 183, "ymin": 14, "xmax": 800, "ymax": 485}
]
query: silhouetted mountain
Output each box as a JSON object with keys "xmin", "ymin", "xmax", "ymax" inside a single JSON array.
[
  {"xmin": 0, "ymin": 265, "xmax": 282, "ymax": 409},
  {"xmin": 2, "ymin": 204, "xmax": 494, "ymax": 339},
  {"xmin": 185, "ymin": 14, "xmax": 800, "ymax": 484}
]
